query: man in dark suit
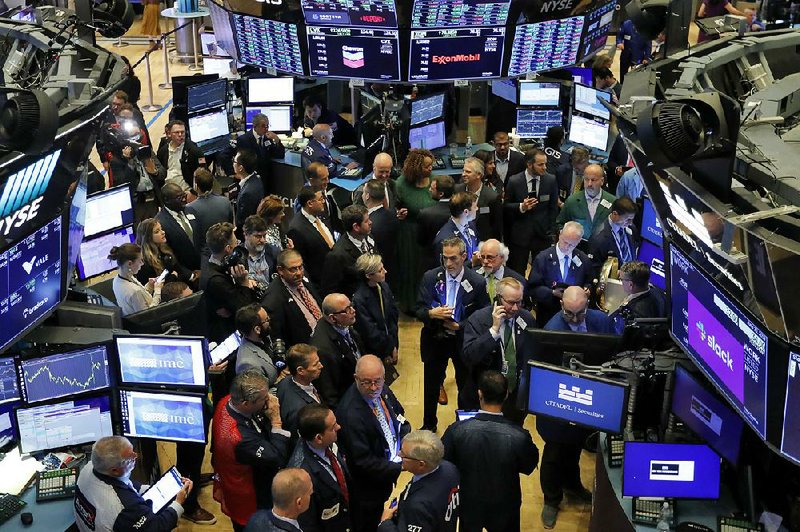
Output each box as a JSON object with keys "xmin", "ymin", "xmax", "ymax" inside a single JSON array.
[
  {"xmin": 475, "ymin": 239, "xmax": 526, "ymax": 300},
  {"xmin": 321, "ymin": 205, "xmax": 375, "ymax": 297},
  {"xmin": 416, "ymin": 237, "xmax": 489, "ymax": 431},
  {"xmin": 587, "ymin": 197, "xmax": 638, "ymax": 276},
  {"xmin": 556, "ymin": 163, "xmax": 616, "ymax": 238},
  {"xmin": 287, "ymin": 187, "xmax": 336, "ymax": 287},
  {"xmin": 503, "ymin": 148, "xmax": 560, "ymax": 276},
  {"xmin": 462, "ymin": 277, "xmax": 535, "ymax": 419},
  {"xmin": 527, "ymin": 222, "xmax": 594, "ymax": 326},
  {"xmin": 236, "ymin": 112, "xmax": 286, "ymax": 185},
  {"xmin": 362, "ymin": 179, "xmax": 399, "ymax": 284},
  {"xmin": 615, "ymin": 260, "xmax": 668, "ymax": 322},
  {"xmin": 312, "ymin": 293, "xmax": 366, "ymax": 409},
  {"xmin": 433, "ymin": 191, "xmax": 479, "ymax": 261},
  {"xmin": 262, "ymin": 249, "xmax": 323, "ymax": 348},
  {"xmin": 156, "ymin": 119, "xmax": 205, "ymax": 194},
  {"xmin": 352, "ymin": 152, "xmax": 400, "ymax": 212},
  {"xmin": 301, "ymin": 162, "xmax": 343, "ymax": 235},
  {"xmin": 186, "ymin": 168, "xmax": 233, "ymax": 255},
  {"xmin": 492, "ymin": 131, "xmax": 525, "ymax": 188},
  {"xmin": 336, "ymin": 355, "xmax": 411, "ymax": 532},
  {"xmin": 157, "ymin": 183, "xmax": 201, "ymax": 270},
  {"xmin": 417, "ymin": 175, "xmax": 455, "ymax": 273},
  {"xmin": 539, "ymin": 286, "xmax": 615, "ymax": 529},
  {"xmin": 234, "ymin": 149, "xmax": 265, "ymax": 235},
  {"xmin": 442, "ymin": 371, "xmax": 539, "ymax": 532},
  {"xmin": 276, "ymin": 344, "xmax": 324, "ymax": 439},
  {"xmin": 290, "ymin": 404, "xmax": 352, "ymax": 532},
  {"xmin": 554, "ymin": 147, "xmax": 590, "ymax": 202},
  {"xmin": 300, "ymin": 95, "xmax": 357, "ymax": 147},
  {"xmin": 243, "ymin": 469, "xmax": 312, "ymax": 532},
  {"xmin": 455, "ymin": 157, "xmax": 502, "ymax": 241}
]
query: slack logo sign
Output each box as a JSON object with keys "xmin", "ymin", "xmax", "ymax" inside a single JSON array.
[{"xmin": 695, "ymin": 320, "xmax": 734, "ymax": 371}]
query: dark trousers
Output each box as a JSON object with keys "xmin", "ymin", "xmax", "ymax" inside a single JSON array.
[
  {"xmin": 619, "ymin": 49, "xmax": 632, "ymax": 85},
  {"xmin": 421, "ymin": 332, "xmax": 467, "ymax": 428},
  {"xmin": 507, "ymin": 237, "xmax": 551, "ymax": 278},
  {"xmin": 351, "ymin": 498, "xmax": 383, "ymax": 532},
  {"xmin": 540, "ymin": 441, "xmax": 585, "ymax": 507},
  {"xmin": 175, "ymin": 399, "xmax": 212, "ymax": 512}
]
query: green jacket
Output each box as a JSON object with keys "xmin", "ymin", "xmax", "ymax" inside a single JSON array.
[{"xmin": 556, "ymin": 189, "xmax": 616, "ymax": 238}]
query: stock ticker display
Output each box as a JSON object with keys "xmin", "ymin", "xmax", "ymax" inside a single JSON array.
[
  {"xmin": 508, "ymin": 16, "xmax": 585, "ymax": 76},
  {"xmin": 411, "ymin": 0, "xmax": 511, "ymax": 27},
  {"xmin": 0, "ymin": 358, "xmax": 19, "ymax": 404},
  {"xmin": 19, "ymin": 346, "xmax": 111, "ymax": 404},
  {"xmin": 301, "ymin": 0, "xmax": 398, "ymax": 27},
  {"xmin": 231, "ymin": 14, "xmax": 305, "ymax": 75},
  {"xmin": 409, "ymin": 27, "xmax": 505, "ymax": 80},
  {"xmin": 308, "ymin": 26, "xmax": 402, "ymax": 81}
]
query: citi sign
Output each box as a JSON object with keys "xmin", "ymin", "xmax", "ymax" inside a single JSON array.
[{"xmin": 695, "ymin": 321, "xmax": 734, "ymax": 371}]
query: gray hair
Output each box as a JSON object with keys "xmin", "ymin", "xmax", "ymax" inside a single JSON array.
[
  {"xmin": 321, "ymin": 293, "xmax": 349, "ymax": 315},
  {"xmin": 479, "ymin": 239, "xmax": 509, "ymax": 263},
  {"xmin": 355, "ymin": 253, "xmax": 384, "ymax": 276},
  {"xmin": 402, "ymin": 430, "xmax": 444, "ymax": 467},
  {"xmin": 91, "ymin": 436, "xmax": 133, "ymax": 474},
  {"xmin": 562, "ymin": 221, "xmax": 585, "ymax": 239},
  {"xmin": 252, "ymin": 113, "xmax": 268, "ymax": 129},
  {"xmin": 463, "ymin": 157, "xmax": 485, "ymax": 176},
  {"xmin": 230, "ymin": 369, "xmax": 269, "ymax": 403}
]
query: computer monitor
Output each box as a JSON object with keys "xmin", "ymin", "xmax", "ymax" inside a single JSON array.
[
  {"xmin": 0, "ymin": 215, "xmax": 63, "ymax": 354},
  {"xmin": 10, "ymin": 6, "xmax": 38, "ymax": 22},
  {"xmin": 568, "ymin": 115, "xmax": 610, "ymax": 152},
  {"xmin": 516, "ymin": 109, "xmax": 563, "ymax": 138},
  {"xmin": 455, "ymin": 409, "xmax": 479, "ymax": 421},
  {"xmin": 409, "ymin": 27, "xmax": 506, "ymax": 81},
  {"xmin": 187, "ymin": 79, "xmax": 227, "ymax": 114},
  {"xmin": 567, "ymin": 67, "xmax": 594, "ymax": 86},
  {"xmin": 669, "ymin": 245, "xmax": 769, "ymax": 439},
  {"xmin": 188, "ymin": 108, "xmax": 230, "ymax": 144},
  {"xmin": 641, "ymin": 197, "xmax": 663, "ymax": 246},
  {"xmin": 121, "ymin": 292, "xmax": 206, "ymax": 337},
  {"xmin": 527, "ymin": 361, "xmax": 629, "ymax": 433},
  {"xmin": 411, "ymin": 0, "xmax": 511, "ymax": 27},
  {"xmin": 0, "ymin": 401, "xmax": 19, "ymax": 449},
  {"xmin": 361, "ymin": 91, "xmax": 382, "ymax": 115},
  {"xmin": 636, "ymin": 240, "xmax": 666, "ymax": 291},
  {"xmin": 244, "ymin": 105, "xmax": 293, "ymax": 133},
  {"xmin": 231, "ymin": 14, "xmax": 305, "ymax": 75},
  {"xmin": 84, "ymin": 185, "xmax": 134, "ymax": 238},
  {"xmin": 171, "ymin": 74, "xmax": 219, "ymax": 108},
  {"xmin": 203, "ymin": 57, "xmax": 235, "ymax": 77},
  {"xmin": 76, "ymin": 225, "xmax": 135, "ymax": 281},
  {"xmin": 301, "ymin": 0, "xmax": 398, "ymax": 27},
  {"xmin": 307, "ymin": 26, "xmax": 401, "ymax": 81},
  {"xmin": 518, "ymin": 81, "xmax": 561, "ymax": 107},
  {"xmin": 491, "ymin": 79, "xmax": 517, "ymax": 104},
  {"xmin": 114, "ymin": 335, "xmax": 208, "ymax": 389},
  {"xmin": 409, "ymin": 120, "xmax": 446, "ymax": 150},
  {"xmin": 780, "ymin": 352, "xmax": 800, "ymax": 464},
  {"xmin": 66, "ymin": 170, "xmax": 88, "ymax": 277},
  {"xmin": 119, "ymin": 389, "xmax": 207, "ymax": 444},
  {"xmin": 526, "ymin": 329, "xmax": 621, "ymax": 367},
  {"xmin": 411, "ymin": 93, "xmax": 445, "ymax": 126},
  {"xmin": 672, "ymin": 364, "xmax": 744, "ymax": 465},
  {"xmin": 247, "ymin": 77, "xmax": 294, "ymax": 104},
  {"xmin": 19, "ymin": 345, "xmax": 112, "ymax": 404},
  {"xmin": 0, "ymin": 358, "xmax": 20, "ymax": 405},
  {"xmin": 507, "ymin": 16, "xmax": 585, "ymax": 77},
  {"xmin": 579, "ymin": 0, "xmax": 617, "ymax": 61},
  {"xmin": 623, "ymin": 442, "xmax": 721, "ymax": 499},
  {"xmin": 574, "ymin": 83, "xmax": 612, "ymax": 120},
  {"xmin": 15, "ymin": 394, "xmax": 113, "ymax": 454}
]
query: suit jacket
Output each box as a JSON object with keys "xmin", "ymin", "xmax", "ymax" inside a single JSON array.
[
  {"xmin": 261, "ymin": 277, "xmax": 322, "ymax": 348},
  {"xmin": 433, "ymin": 219, "xmax": 479, "ymax": 261},
  {"xmin": 186, "ymin": 192, "xmax": 234, "ymax": 253},
  {"xmin": 587, "ymin": 218, "xmax": 638, "ymax": 276},
  {"xmin": 454, "ymin": 183, "xmax": 502, "ymax": 240},
  {"xmin": 276, "ymin": 377, "xmax": 321, "ymax": 440},
  {"xmin": 301, "ymin": 138, "xmax": 336, "ymax": 176},
  {"xmin": 367, "ymin": 206, "xmax": 398, "ymax": 281},
  {"xmin": 556, "ymin": 189, "xmax": 616, "ymax": 237},
  {"xmin": 494, "ymin": 150, "xmax": 526, "ymax": 187},
  {"xmin": 352, "ymin": 281, "xmax": 399, "ymax": 360},
  {"xmin": 156, "ymin": 139, "xmax": 204, "ymax": 189},
  {"xmin": 555, "ymin": 162, "xmax": 578, "ymax": 200},
  {"xmin": 461, "ymin": 306, "xmax": 535, "ymax": 385},
  {"xmin": 311, "ymin": 320, "xmax": 366, "ymax": 409},
  {"xmin": 335, "ymin": 384, "xmax": 410, "ymax": 504},
  {"xmin": 527, "ymin": 246, "xmax": 593, "ymax": 304},
  {"xmin": 287, "ymin": 212, "xmax": 334, "ymax": 287},
  {"xmin": 156, "ymin": 207, "xmax": 201, "ymax": 270},
  {"xmin": 200, "ymin": 260, "xmax": 259, "ymax": 342},
  {"xmin": 237, "ymin": 174, "xmax": 265, "ymax": 228},
  {"xmin": 236, "ymin": 130, "xmax": 286, "ymax": 167},
  {"xmin": 417, "ymin": 200, "xmax": 452, "ymax": 272},
  {"xmin": 244, "ymin": 510, "xmax": 303, "ymax": 532},
  {"xmin": 353, "ymin": 179, "xmax": 398, "ymax": 211},
  {"xmin": 288, "ymin": 441, "xmax": 352, "ymax": 532},
  {"xmin": 321, "ymin": 234, "xmax": 374, "ymax": 297},
  {"xmin": 503, "ymin": 171, "xmax": 559, "ymax": 247}
]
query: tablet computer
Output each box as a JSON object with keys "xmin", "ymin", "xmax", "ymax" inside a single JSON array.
[
  {"xmin": 142, "ymin": 466, "xmax": 183, "ymax": 513},
  {"xmin": 210, "ymin": 331, "xmax": 242, "ymax": 364}
]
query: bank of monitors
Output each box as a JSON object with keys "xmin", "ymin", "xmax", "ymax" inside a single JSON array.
[
  {"xmin": 781, "ymin": 352, "xmax": 800, "ymax": 464},
  {"xmin": 247, "ymin": 77, "xmax": 294, "ymax": 104},
  {"xmin": 187, "ymin": 79, "xmax": 227, "ymax": 114},
  {"xmin": 516, "ymin": 109, "xmax": 563, "ymax": 139},
  {"xmin": 568, "ymin": 115, "xmax": 609, "ymax": 152},
  {"xmin": 409, "ymin": 27, "xmax": 506, "ymax": 81},
  {"xmin": 526, "ymin": 361, "xmax": 629, "ymax": 434},
  {"xmin": 15, "ymin": 394, "xmax": 113, "ymax": 454},
  {"xmin": 308, "ymin": 27, "xmax": 401, "ymax": 81},
  {"xmin": 244, "ymin": 105, "xmax": 294, "ymax": 133},
  {"xmin": 411, "ymin": 0, "xmax": 511, "ymax": 27},
  {"xmin": 508, "ymin": 16, "xmax": 585, "ymax": 77},
  {"xmin": 573, "ymin": 83, "xmax": 612, "ymax": 120},
  {"xmin": 409, "ymin": 120, "xmax": 446, "ymax": 150},
  {"xmin": 18, "ymin": 345, "xmax": 112, "ymax": 404},
  {"xmin": 77, "ymin": 225, "xmax": 135, "ymax": 281},
  {"xmin": 518, "ymin": 81, "xmax": 560, "ymax": 107},
  {"xmin": 84, "ymin": 185, "xmax": 134, "ymax": 238},
  {"xmin": 188, "ymin": 108, "xmax": 230, "ymax": 144},
  {"xmin": 411, "ymin": 93, "xmax": 445, "ymax": 126},
  {"xmin": 623, "ymin": 442, "xmax": 721, "ymax": 499},
  {"xmin": 114, "ymin": 335, "xmax": 209, "ymax": 390},
  {"xmin": 301, "ymin": 0, "xmax": 398, "ymax": 27},
  {"xmin": 231, "ymin": 14, "xmax": 305, "ymax": 75},
  {"xmin": 636, "ymin": 240, "xmax": 666, "ymax": 291},
  {"xmin": 118, "ymin": 389, "xmax": 207, "ymax": 444},
  {"xmin": 0, "ymin": 358, "xmax": 20, "ymax": 404}
]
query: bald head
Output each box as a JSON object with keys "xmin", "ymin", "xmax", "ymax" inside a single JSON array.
[
  {"xmin": 271, "ymin": 468, "xmax": 313, "ymax": 517},
  {"xmin": 355, "ymin": 354, "xmax": 384, "ymax": 377},
  {"xmin": 355, "ymin": 354, "xmax": 385, "ymax": 400},
  {"xmin": 372, "ymin": 152, "xmax": 393, "ymax": 181},
  {"xmin": 561, "ymin": 286, "xmax": 589, "ymax": 325},
  {"xmin": 312, "ymin": 124, "xmax": 333, "ymax": 146}
]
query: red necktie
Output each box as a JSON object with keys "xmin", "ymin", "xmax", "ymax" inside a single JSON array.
[
  {"xmin": 325, "ymin": 448, "xmax": 349, "ymax": 505},
  {"xmin": 298, "ymin": 284, "xmax": 322, "ymax": 320}
]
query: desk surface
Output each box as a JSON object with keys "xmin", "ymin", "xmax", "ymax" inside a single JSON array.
[
  {"xmin": 0, "ymin": 483, "xmax": 74, "ymax": 532},
  {"xmin": 161, "ymin": 7, "xmax": 209, "ymax": 18}
]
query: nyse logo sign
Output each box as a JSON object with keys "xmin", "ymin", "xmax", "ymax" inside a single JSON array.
[
  {"xmin": 557, "ymin": 383, "xmax": 593, "ymax": 406},
  {"xmin": 0, "ymin": 150, "xmax": 61, "ymax": 218}
]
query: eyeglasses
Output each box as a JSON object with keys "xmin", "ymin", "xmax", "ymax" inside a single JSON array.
[
  {"xmin": 330, "ymin": 305, "xmax": 355, "ymax": 315},
  {"xmin": 356, "ymin": 377, "xmax": 384, "ymax": 388},
  {"xmin": 121, "ymin": 451, "xmax": 138, "ymax": 467},
  {"xmin": 283, "ymin": 264, "xmax": 304, "ymax": 273},
  {"xmin": 480, "ymin": 254, "xmax": 499, "ymax": 261},
  {"xmin": 563, "ymin": 309, "xmax": 587, "ymax": 320},
  {"xmin": 498, "ymin": 297, "xmax": 523, "ymax": 308}
]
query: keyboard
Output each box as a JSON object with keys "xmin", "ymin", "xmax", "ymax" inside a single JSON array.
[
  {"xmin": 433, "ymin": 158, "xmax": 446, "ymax": 170},
  {"xmin": 339, "ymin": 167, "xmax": 362, "ymax": 179},
  {"xmin": 0, "ymin": 493, "xmax": 25, "ymax": 525},
  {"xmin": 450, "ymin": 156, "xmax": 465, "ymax": 169},
  {"xmin": 717, "ymin": 516, "xmax": 764, "ymax": 532},
  {"xmin": 36, "ymin": 467, "xmax": 78, "ymax": 501},
  {"xmin": 606, "ymin": 433, "xmax": 624, "ymax": 468},
  {"xmin": 631, "ymin": 497, "xmax": 675, "ymax": 527}
]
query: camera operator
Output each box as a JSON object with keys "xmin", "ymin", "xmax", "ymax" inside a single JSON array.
[
  {"xmin": 242, "ymin": 215, "xmax": 279, "ymax": 299},
  {"xmin": 106, "ymin": 104, "xmax": 165, "ymax": 222},
  {"xmin": 234, "ymin": 303, "xmax": 288, "ymax": 388}
]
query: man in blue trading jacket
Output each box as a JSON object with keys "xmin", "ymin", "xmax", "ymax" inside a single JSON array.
[
  {"xmin": 74, "ymin": 436, "xmax": 193, "ymax": 532},
  {"xmin": 527, "ymin": 221, "xmax": 594, "ymax": 326},
  {"xmin": 301, "ymin": 124, "xmax": 359, "ymax": 178},
  {"xmin": 538, "ymin": 286, "xmax": 615, "ymax": 529},
  {"xmin": 587, "ymin": 197, "xmax": 638, "ymax": 277},
  {"xmin": 378, "ymin": 430, "xmax": 460, "ymax": 532},
  {"xmin": 616, "ymin": 18, "xmax": 652, "ymax": 83},
  {"xmin": 416, "ymin": 236, "xmax": 489, "ymax": 431},
  {"xmin": 433, "ymin": 191, "xmax": 479, "ymax": 263}
]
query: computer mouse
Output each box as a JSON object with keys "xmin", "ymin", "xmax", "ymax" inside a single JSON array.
[{"xmin": 20, "ymin": 512, "xmax": 33, "ymax": 525}]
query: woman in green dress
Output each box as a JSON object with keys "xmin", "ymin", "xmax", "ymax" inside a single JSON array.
[{"xmin": 393, "ymin": 149, "xmax": 437, "ymax": 313}]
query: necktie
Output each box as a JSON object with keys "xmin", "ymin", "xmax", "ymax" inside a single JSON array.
[
  {"xmin": 311, "ymin": 386, "xmax": 321, "ymax": 403},
  {"xmin": 446, "ymin": 278, "xmax": 457, "ymax": 308},
  {"xmin": 503, "ymin": 320, "xmax": 518, "ymax": 390},
  {"xmin": 324, "ymin": 448, "xmax": 349, "ymax": 504},
  {"xmin": 372, "ymin": 398, "xmax": 396, "ymax": 458},
  {"xmin": 573, "ymin": 176, "xmax": 583, "ymax": 194},
  {"xmin": 361, "ymin": 240, "xmax": 369, "ymax": 254},
  {"xmin": 588, "ymin": 197, "xmax": 598, "ymax": 221},
  {"xmin": 177, "ymin": 212, "xmax": 193, "ymax": 239},
  {"xmin": 618, "ymin": 228, "xmax": 631, "ymax": 263},
  {"xmin": 343, "ymin": 330, "xmax": 360, "ymax": 359},
  {"xmin": 258, "ymin": 135, "xmax": 265, "ymax": 148},
  {"xmin": 487, "ymin": 275, "xmax": 497, "ymax": 300},
  {"xmin": 314, "ymin": 218, "xmax": 335, "ymax": 249},
  {"xmin": 376, "ymin": 284, "xmax": 386, "ymax": 320},
  {"xmin": 297, "ymin": 284, "xmax": 322, "ymax": 320},
  {"xmin": 563, "ymin": 255, "xmax": 570, "ymax": 282}
]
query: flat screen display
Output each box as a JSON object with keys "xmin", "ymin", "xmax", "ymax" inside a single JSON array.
[
  {"xmin": 411, "ymin": 0, "xmax": 510, "ymax": 27},
  {"xmin": 672, "ymin": 365, "xmax": 744, "ymax": 465},
  {"xmin": 516, "ymin": 109, "xmax": 563, "ymax": 138},
  {"xmin": 781, "ymin": 352, "xmax": 800, "ymax": 464},
  {"xmin": 231, "ymin": 14, "xmax": 305, "ymax": 75},
  {"xmin": 641, "ymin": 197, "xmax": 663, "ymax": 246},
  {"xmin": 567, "ymin": 67, "xmax": 593, "ymax": 86},
  {"xmin": 411, "ymin": 93, "xmax": 445, "ymax": 126},
  {"xmin": 66, "ymin": 171, "xmax": 87, "ymax": 278},
  {"xmin": 0, "ymin": 358, "xmax": 20, "ymax": 404},
  {"xmin": 526, "ymin": 362, "xmax": 629, "ymax": 433},
  {"xmin": 188, "ymin": 109, "xmax": 230, "ymax": 143},
  {"xmin": 518, "ymin": 81, "xmax": 560, "ymax": 107},
  {"xmin": 623, "ymin": 442, "xmax": 721, "ymax": 499},
  {"xmin": 507, "ymin": 17, "xmax": 584, "ymax": 77},
  {"xmin": 115, "ymin": 335, "xmax": 208, "ymax": 388},
  {"xmin": 0, "ymin": 401, "xmax": 19, "ymax": 448},
  {"xmin": 84, "ymin": 185, "xmax": 134, "ymax": 238},
  {"xmin": 307, "ymin": 26, "xmax": 401, "ymax": 81},
  {"xmin": 579, "ymin": 0, "xmax": 617, "ymax": 61},
  {"xmin": 409, "ymin": 27, "xmax": 505, "ymax": 81},
  {"xmin": 574, "ymin": 83, "xmax": 612, "ymax": 120},
  {"xmin": 491, "ymin": 79, "xmax": 516, "ymax": 104},
  {"xmin": 247, "ymin": 77, "xmax": 294, "ymax": 104},
  {"xmin": 19, "ymin": 346, "xmax": 111, "ymax": 404},
  {"xmin": 244, "ymin": 105, "xmax": 294, "ymax": 133},
  {"xmin": 568, "ymin": 115, "xmax": 609, "ymax": 151},
  {"xmin": 187, "ymin": 79, "xmax": 227, "ymax": 114},
  {"xmin": 409, "ymin": 121, "xmax": 446, "ymax": 150},
  {"xmin": 0, "ymin": 216, "xmax": 63, "ymax": 354},
  {"xmin": 455, "ymin": 409, "xmax": 478, "ymax": 421},
  {"xmin": 636, "ymin": 239, "xmax": 666, "ymax": 291},
  {"xmin": 77, "ymin": 225, "xmax": 135, "ymax": 281},
  {"xmin": 670, "ymin": 246, "xmax": 768, "ymax": 438},
  {"xmin": 119, "ymin": 389, "xmax": 207, "ymax": 444},
  {"xmin": 16, "ymin": 394, "xmax": 113, "ymax": 454},
  {"xmin": 301, "ymin": 0, "xmax": 398, "ymax": 27}
]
